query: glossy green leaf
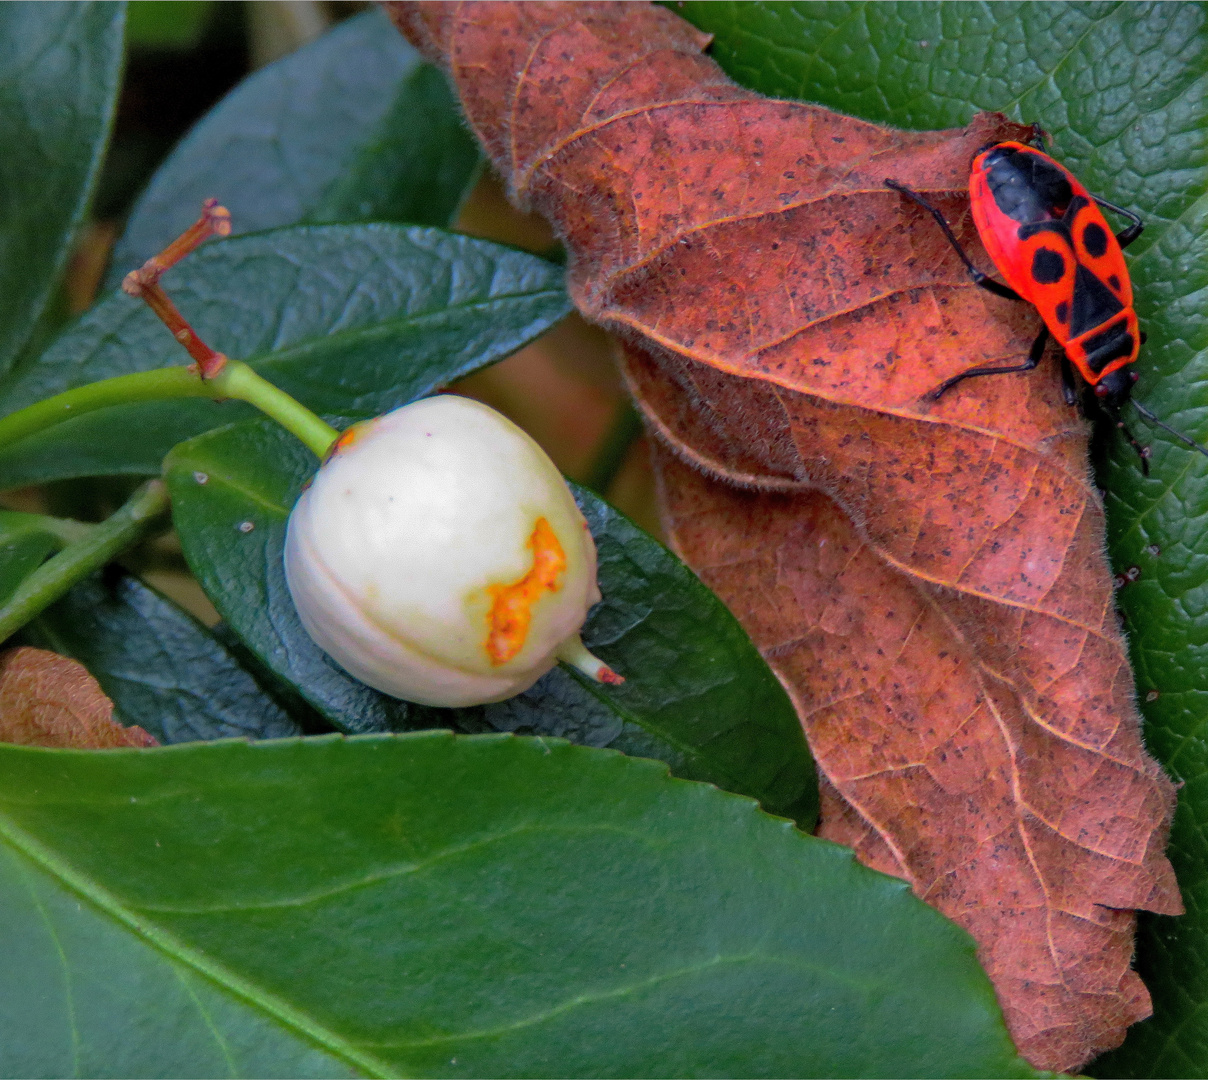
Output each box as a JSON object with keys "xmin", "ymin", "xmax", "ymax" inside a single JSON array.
[
  {"xmin": 107, "ymin": 8, "xmax": 479, "ymax": 286},
  {"xmin": 21, "ymin": 573, "xmax": 303, "ymax": 744},
  {"xmin": 309, "ymin": 62, "xmax": 483, "ymax": 229},
  {"xmin": 678, "ymin": 3, "xmax": 1207, "ymax": 1073},
  {"xmin": 0, "ymin": 734, "xmax": 1038, "ymax": 1078},
  {"xmin": 163, "ymin": 418, "xmax": 817, "ymax": 822},
  {"xmin": 0, "ymin": 837, "xmax": 354, "ymax": 1080},
  {"xmin": 0, "ymin": 2, "xmax": 123, "ymax": 375},
  {"xmin": 0, "ymin": 226, "xmax": 570, "ymax": 488}
]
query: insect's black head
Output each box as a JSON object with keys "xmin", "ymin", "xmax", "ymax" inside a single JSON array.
[{"xmin": 1094, "ymin": 368, "xmax": 1139, "ymax": 409}]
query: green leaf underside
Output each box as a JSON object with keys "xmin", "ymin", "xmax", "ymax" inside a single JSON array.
[
  {"xmin": 164, "ymin": 418, "xmax": 817, "ymax": 823},
  {"xmin": 0, "ymin": 226, "xmax": 571, "ymax": 489},
  {"xmin": 0, "ymin": 2, "xmax": 123, "ymax": 376},
  {"xmin": 0, "ymin": 734, "xmax": 1036, "ymax": 1079},
  {"xmin": 678, "ymin": 3, "xmax": 1207, "ymax": 1074},
  {"xmin": 21, "ymin": 573, "xmax": 302, "ymax": 745},
  {"xmin": 107, "ymin": 8, "xmax": 479, "ymax": 287}
]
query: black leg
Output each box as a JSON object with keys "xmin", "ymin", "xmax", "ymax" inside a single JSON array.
[
  {"xmin": 1060, "ymin": 352, "xmax": 1079, "ymax": 406},
  {"xmin": 885, "ymin": 179, "xmax": 1023, "ymax": 301},
  {"xmin": 1112, "ymin": 412, "xmax": 1151, "ymax": 476},
  {"xmin": 1092, "ymin": 195, "xmax": 1144, "ymax": 248},
  {"xmin": 930, "ymin": 325, "xmax": 1049, "ymax": 400}
]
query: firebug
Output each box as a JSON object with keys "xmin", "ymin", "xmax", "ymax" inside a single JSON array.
[{"xmin": 886, "ymin": 136, "xmax": 1207, "ymax": 473}]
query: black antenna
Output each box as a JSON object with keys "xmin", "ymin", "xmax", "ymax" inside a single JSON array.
[{"xmin": 1131, "ymin": 401, "xmax": 1208, "ymax": 463}]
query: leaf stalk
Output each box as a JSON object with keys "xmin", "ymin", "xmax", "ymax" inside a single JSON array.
[
  {"xmin": 208, "ymin": 362, "xmax": 339, "ymax": 460},
  {"xmin": 0, "ymin": 362, "xmax": 339, "ymax": 462},
  {"xmin": 0, "ymin": 478, "xmax": 169, "ymax": 645},
  {"xmin": 0, "ymin": 509, "xmax": 96, "ymax": 548},
  {"xmin": 0, "ymin": 367, "xmax": 214, "ymax": 449}
]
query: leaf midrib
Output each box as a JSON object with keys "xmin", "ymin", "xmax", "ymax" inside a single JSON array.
[
  {"xmin": 13, "ymin": 849, "xmax": 83, "ymax": 1076},
  {"xmin": 0, "ymin": 808, "xmax": 397, "ymax": 1080},
  {"xmin": 246, "ymin": 287, "xmax": 568, "ymax": 373},
  {"xmin": 0, "ymin": 286, "xmax": 569, "ymax": 420}
]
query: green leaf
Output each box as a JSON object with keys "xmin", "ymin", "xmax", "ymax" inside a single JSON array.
[
  {"xmin": 1090, "ymin": 108, "xmax": 1208, "ymax": 1080},
  {"xmin": 0, "ymin": 734, "xmax": 1038, "ymax": 1078},
  {"xmin": 678, "ymin": 2, "xmax": 1203, "ymax": 250},
  {"xmin": 0, "ymin": 2, "xmax": 124, "ymax": 375},
  {"xmin": 20, "ymin": 573, "xmax": 304, "ymax": 744},
  {"xmin": 678, "ymin": 3, "xmax": 1208, "ymax": 1073},
  {"xmin": 107, "ymin": 8, "xmax": 479, "ymax": 287},
  {"xmin": 0, "ymin": 226, "xmax": 570, "ymax": 488},
  {"xmin": 309, "ymin": 62, "xmax": 483, "ymax": 230},
  {"xmin": 164, "ymin": 419, "xmax": 817, "ymax": 822},
  {"xmin": 124, "ymin": 0, "xmax": 214, "ymax": 49},
  {"xmin": 0, "ymin": 512, "xmax": 61, "ymax": 605},
  {"xmin": 0, "ymin": 826, "xmax": 354, "ymax": 1079},
  {"xmin": 0, "ymin": 400, "xmax": 242, "ymax": 488}
]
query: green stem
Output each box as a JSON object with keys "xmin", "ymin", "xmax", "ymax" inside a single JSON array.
[
  {"xmin": 0, "ymin": 479, "xmax": 169, "ymax": 645},
  {"xmin": 0, "ymin": 510, "xmax": 95, "ymax": 548},
  {"xmin": 209, "ymin": 363, "xmax": 339, "ymax": 459},
  {"xmin": 0, "ymin": 361, "xmax": 339, "ymax": 461},
  {"xmin": 0, "ymin": 367, "xmax": 212, "ymax": 449}
]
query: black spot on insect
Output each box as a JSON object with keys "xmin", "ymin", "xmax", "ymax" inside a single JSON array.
[
  {"xmin": 1055, "ymin": 301, "xmax": 1070, "ymax": 323},
  {"xmin": 1082, "ymin": 221, "xmax": 1108, "ymax": 258},
  {"xmin": 1031, "ymin": 247, "xmax": 1066, "ymax": 284},
  {"xmin": 1109, "ymin": 273, "xmax": 1121, "ymax": 291}
]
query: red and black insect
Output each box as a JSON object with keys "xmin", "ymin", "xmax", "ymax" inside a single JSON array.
[{"xmin": 885, "ymin": 137, "xmax": 1207, "ymax": 473}]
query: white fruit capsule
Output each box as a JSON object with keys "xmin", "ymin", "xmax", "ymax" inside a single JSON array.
[{"xmin": 283, "ymin": 395, "xmax": 620, "ymax": 707}]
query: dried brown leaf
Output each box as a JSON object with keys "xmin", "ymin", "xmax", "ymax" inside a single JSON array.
[
  {"xmin": 388, "ymin": 3, "xmax": 1181, "ymax": 1069},
  {"xmin": 0, "ymin": 646, "xmax": 158, "ymax": 749}
]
